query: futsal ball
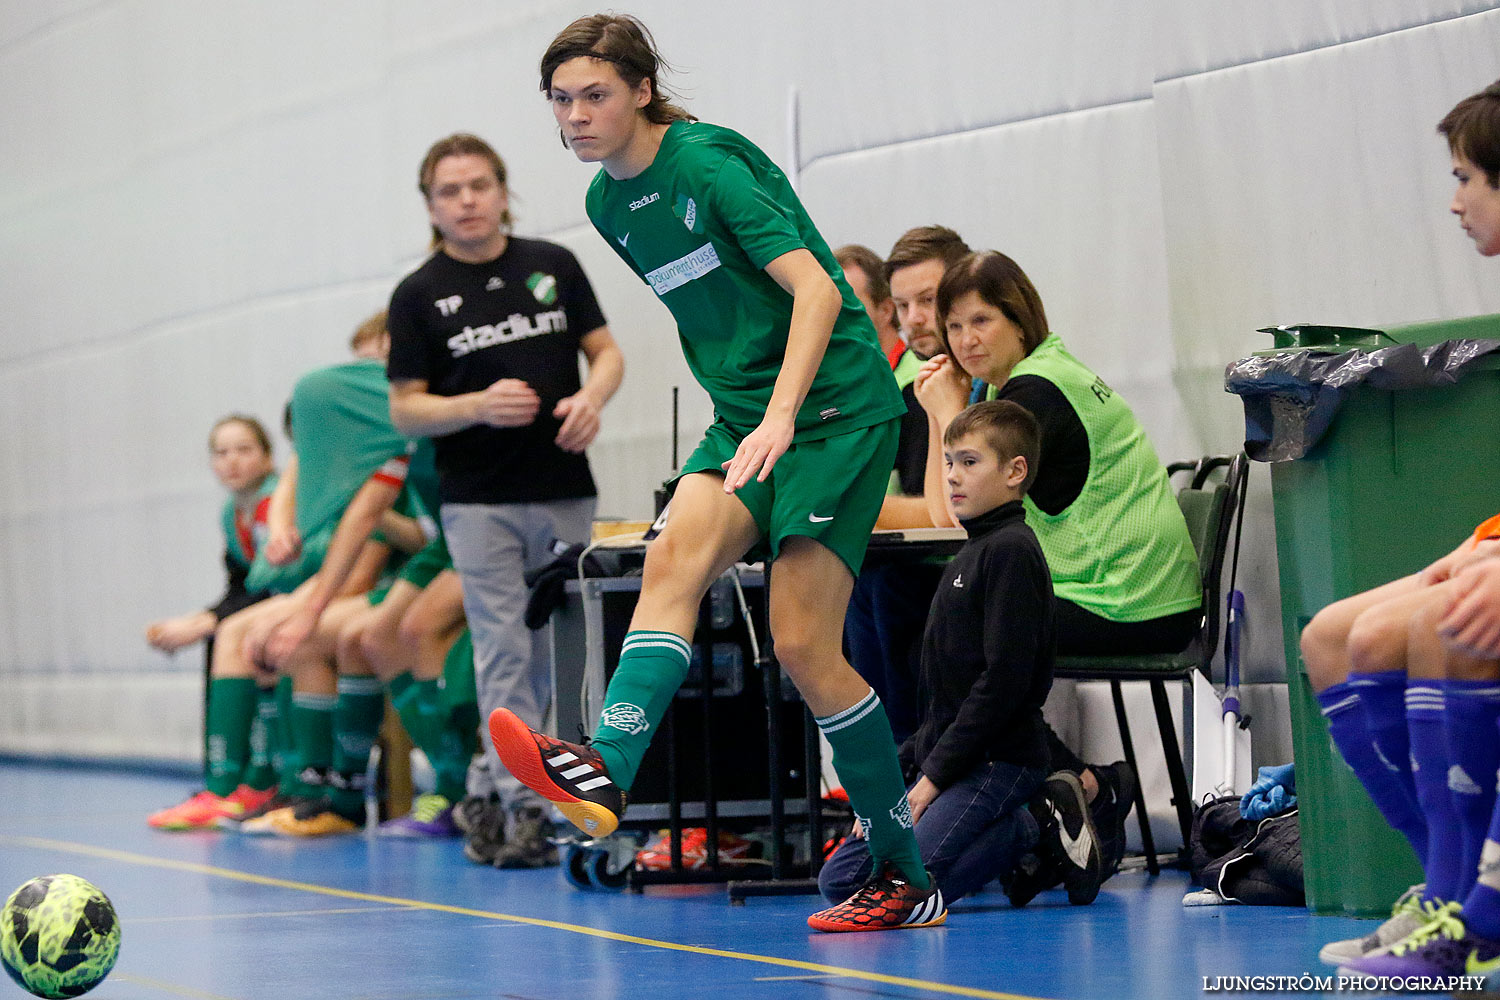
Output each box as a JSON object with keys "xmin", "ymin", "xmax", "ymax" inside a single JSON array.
[{"xmin": 1, "ymin": 875, "xmax": 120, "ymax": 999}]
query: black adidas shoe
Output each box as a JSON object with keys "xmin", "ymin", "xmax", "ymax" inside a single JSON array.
[{"xmin": 488, "ymin": 709, "xmax": 626, "ymax": 838}]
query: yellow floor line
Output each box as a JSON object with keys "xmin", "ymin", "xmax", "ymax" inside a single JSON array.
[
  {"xmin": 128, "ymin": 905, "xmax": 419, "ymax": 924},
  {"xmin": 110, "ymin": 971, "xmax": 243, "ymax": 1000},
  {"xmin": 3, "ymin": 835, "xmax": 1040, "ymax": 1000}
]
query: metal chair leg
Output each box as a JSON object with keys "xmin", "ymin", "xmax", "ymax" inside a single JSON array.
[
  {"xmin": 1110, "ymin": 679, "xmax": 1158, "ymax": 876},
  {"xmin": 1150, "ymin": 678, "xmax": 1195, "ymax": 855}
]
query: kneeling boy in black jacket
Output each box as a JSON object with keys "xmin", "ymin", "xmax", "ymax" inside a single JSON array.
[{"xmin": 820, "ymin": 400, "xmax": 1105, "ymax": 907}]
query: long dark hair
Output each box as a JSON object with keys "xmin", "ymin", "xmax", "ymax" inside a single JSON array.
[{"xmin": 540, "ymin": 14, "xmax": 696, "ymax": 127}]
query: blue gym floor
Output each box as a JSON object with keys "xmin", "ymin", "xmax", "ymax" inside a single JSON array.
[{"xmin": 0, "ymin": 761, "xmax": 1378, "ymax": 1000}]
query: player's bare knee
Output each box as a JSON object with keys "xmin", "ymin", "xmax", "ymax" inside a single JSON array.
[
  {"xmin": 1301, "ymin": 605, "xmax": 1354, "ymax": 690},
  {"xmin": 1346, "ymin": 609, "xmax": 1408, "ymax": 675}
]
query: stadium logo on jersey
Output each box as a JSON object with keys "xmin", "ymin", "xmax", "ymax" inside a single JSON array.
[
  {"xmin": 447, "ymin": 309, "xmax": 568, "ymax": 357},
  {"xmin": 601, "ymin": 703, "xmax": 649, "ymax": 736},
  {"xmin": 645, "ymin": 243, "xmax": 722, "ymax": 296},
  {"xmin": 486, "ymin": 276, "xmax": 504, "ymax": 291},
  {"xmin": 435, "ymin": 294, "xmax": 463, "ymax": 316},
  {"xmin": 527, "ymin": 272, "xmax": 558, "ymax": 305},
  {"xmin": 629, "ymin": 192, "xmax": 660, "ymax": 211},
  {"xmin": 674, "ymin": 193, "xmax": 703, "ymax": 233}
]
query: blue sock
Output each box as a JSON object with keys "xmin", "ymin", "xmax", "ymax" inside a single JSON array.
[
  {"xmin": 1348, "ymin": 671, "xmax": 1421, "ymax": 815},
  {"xmin": 1462, "ymin": 714, "xmax": 1500, "ymax": 941},
  {"xmin": 1443, "ymin": 678, "xmax": 1500, "ymax": 902},
  {"xmin": 1407, "ymin": 683, "xmax": 1462, "ymax": 902},
  {"xmin": 1317, "ymin": 681, "xmax": 1428, "ymax": 864}
]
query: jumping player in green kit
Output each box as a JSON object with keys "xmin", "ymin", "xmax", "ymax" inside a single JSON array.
[{"xmin": 487, "ymin": 13, "xmax": 944, "ymax": 931}]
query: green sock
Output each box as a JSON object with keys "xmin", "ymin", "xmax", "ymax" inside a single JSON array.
[
  {"xmin": 817, "ymin": 689, "xmax": 929, "ymax": 891},
  {"xmin": 272, "ymin": 676, "xmax": 295, "ymax": 781},
  {"xmin": 204, "ymin": 677, "xmax": 257, "ymax": 797},
  {"xmin": 287, "ymin": 690, "xmax": 336, "ymax": 798},
  {"xmin": 330, "ymin": 676, "xmax": 383, "ymax": 815},
  {"xmin": 589, "ymin": 630, "xmax": 693, "ymax": 791},
  {"xmin": 392, "ymin": 676, "xmax": 471, "ymax": 803},
  {"xmin": 241, "ymin": 687, "xmax": 279, "ymax": 791}
]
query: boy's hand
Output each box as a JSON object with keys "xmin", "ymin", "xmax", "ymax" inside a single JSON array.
[
  {"xmin": 264, "ymin": 606, "xmax": 318, "ymax": 667},
  {"xmin": 1439, "ymin": 558, "xmax": 1500, "ymax": 658},
  {"xmin": 907, "ymin": 774, "xmax": 939, "ymax": 826},
  {"xmin": 721, "ymin": 411, "xmax": 795, "ymax": 493},
  {"xmin": 264, "ymin": 524, "xmax": 301, "ymax": 566}
]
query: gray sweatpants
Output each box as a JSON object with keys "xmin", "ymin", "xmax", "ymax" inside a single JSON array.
[{"xmin": 441, "ymin": 497, "xmax": 595, "ymax": 810}]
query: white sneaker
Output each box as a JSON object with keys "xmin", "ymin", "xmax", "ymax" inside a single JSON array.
[{"xmin": 1318, "ymin": 884, "xmax": 1431, "ymax": 965}]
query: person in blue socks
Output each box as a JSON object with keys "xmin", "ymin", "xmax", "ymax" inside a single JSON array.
[{"xmin": 1304, "ymin": 79, "xmax": 1500, "ymax": 979}]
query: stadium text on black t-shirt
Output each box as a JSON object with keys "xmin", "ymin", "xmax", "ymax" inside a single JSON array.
[{"xmin": 387, "ymin": 237, "xmax": 607, "ymax": 504}]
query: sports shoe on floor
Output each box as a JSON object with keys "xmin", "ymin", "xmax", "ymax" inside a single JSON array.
[
  {"xmin": 491, "ymin": 805, "xmax": 558, "ymax": 869},
  {"xmin": 636, "ymin": 828, "xmax": 757, "ymax": 870},
  {"xmin": 1004, "ymin": 849, "xmax": 1059, "ymax": 909},
  {"xmin": 1338, "ymin": 903, "xmax": 1500, "ymax": 981},
  {"xmin": 1319, "ymin": 884, "xmax": 1429, "ymax": 965},
  {"xmin": 221, "ymin": 793, "xmax": 297, "ymax": 833},
  {"xmin": 455, "ymin": 795, "xmax": 506, "ymax": 865},
  {"xmin": 148, "ymin": 790, "xmax": 243, "ymax": 830},
  {"xmin": 488, "ymin": 708, "xmax": 625, "ymax": 838},
  {"xmin": 268, "ymin": 797, "xmax": 364, "ymax": 837},
  {"xmin": 1019, "ymin": 771, "xmax": 1105, "ymax": 906},
  {"xmin": 378, "ymin": 794, "xmax": 460, "ymax": 839},
  {"xmin": 807, "ymin": 863, "xmax": 947, "ymax": 932},
  {"xmin": 1091, "ymin": 761, "xmax": 1136, "ymax": 876}
]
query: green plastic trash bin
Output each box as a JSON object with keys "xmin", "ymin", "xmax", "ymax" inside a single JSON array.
[{"xmin": 1257, "ymin": 314, "xmax": 1500, "ymax": 917}]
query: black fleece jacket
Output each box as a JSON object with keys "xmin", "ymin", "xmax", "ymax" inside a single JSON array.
[{"xmin": 898, "ymin": 500, "xmax": 1055, "ymax": 789}]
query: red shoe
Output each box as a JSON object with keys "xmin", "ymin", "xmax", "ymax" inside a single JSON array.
[
  {"xmin": 635, "ymin": 828, "xmax": 756, "ymax": 870},
  {"xmin": 807, "ymin": 863, "xmax": 947, "ymax": 933},
  {"xmin": 147, "ymin": 790, "xmax": 242, "ymax": 830},
  {"xmin": 228, "ymin": 784, "xmax": 278, "ymax": 812},
  {"xmin": 488, "ymin": 708, "xmax": 625, "ymax": 838}
]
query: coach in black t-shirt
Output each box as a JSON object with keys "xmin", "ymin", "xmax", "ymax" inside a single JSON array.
[{"xmin": 387, "ymin": 133, "xmax": 623, "ymax": 869}]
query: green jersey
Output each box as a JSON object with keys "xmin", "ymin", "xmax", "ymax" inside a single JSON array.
[
  {"xmin": 586, "ymin": 121, "xmax": 903, "ymax": 440},
  {"xmin": 220, "ymin": 473, "xmax": 279, "ymax": 570},
  {"xmin": 246, "ymin": 359, "xmax": 417, "ymax": 593},
  {"xmin": 991, "ymin": 334, "xmax": 1200, "ymax": 623}
]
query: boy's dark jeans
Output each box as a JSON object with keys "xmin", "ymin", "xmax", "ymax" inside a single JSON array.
[{"xmin": 818, "ymin": 760, "xmax": 1046, "ymax": 904}]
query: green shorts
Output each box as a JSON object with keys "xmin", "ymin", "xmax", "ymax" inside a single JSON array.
[
  {"xmin": 398, "ymin": 532, "xmax": 452, "ymax": 590},
  {"xmin": 677, "ymin": 417, "xmax": 899, "ymax": 577}
]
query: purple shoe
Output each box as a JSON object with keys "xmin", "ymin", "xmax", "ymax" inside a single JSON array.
[
  {"xmin": 1339, "ymin": 903, "xmax": 1500, "ymax": 984},
  {"xmin": 377, "ymin": 794, "xmax": 460, "ymax": 838}
]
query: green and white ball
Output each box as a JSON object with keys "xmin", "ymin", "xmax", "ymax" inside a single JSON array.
[{"xmin": 1, "ymin": 875, "xmax": 120, "ymax": 999}]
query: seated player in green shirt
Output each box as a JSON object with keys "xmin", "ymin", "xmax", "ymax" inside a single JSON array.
[{"xmin": 487, "ymin": 13, "xmax": 944, "ymax": 932}]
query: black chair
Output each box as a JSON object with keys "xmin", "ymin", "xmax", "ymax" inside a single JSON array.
[{"xmin": 1052, "ymin": 453, "xmax": 1249, "ymax": 874}]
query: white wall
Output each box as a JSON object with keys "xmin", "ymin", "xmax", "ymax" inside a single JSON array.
[{"xmin": 3, "ymin": 2, "xmax": 1500, "ymax": 782}]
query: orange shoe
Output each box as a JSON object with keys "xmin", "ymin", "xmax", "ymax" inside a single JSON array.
[
  {"xmin": 488, "ymin": 708, "xmax": 625, "ymax": 838},
  {"xmin": 267, "ymin": 797, "xmax": 364, "ymax": 837},
  {"xmin": 635, "ymin": 828, "xmax": 756, "ymax": 870},
  {"xmin": 147, "ymin": 790, "xmax": 243, "ymax": 830},
  {"xmin": 807, "ymin": 864, "xmax": 947, "ymax": 933},
  {"xmin": 228, "ymin": 784, "xmax": 278, "ymax": 813}
]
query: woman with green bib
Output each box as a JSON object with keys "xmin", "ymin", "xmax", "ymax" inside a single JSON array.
[{"xmin": 915, "ymin": 250, "xmax": 1200, "ymax": 656}]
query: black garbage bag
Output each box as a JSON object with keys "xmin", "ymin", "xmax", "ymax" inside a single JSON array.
[{"xmin": 1225, "ymin": 336, "xmax": 1500, "ymax": 462}]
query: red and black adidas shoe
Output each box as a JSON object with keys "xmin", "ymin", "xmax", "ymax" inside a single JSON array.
[
  {"xmin": 488, "ymin": 708, "xmax": 626, "ymax": 838},
  {"xmin": 807, "ymin": 863, "xmax": 947, "ymax": 933}
]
